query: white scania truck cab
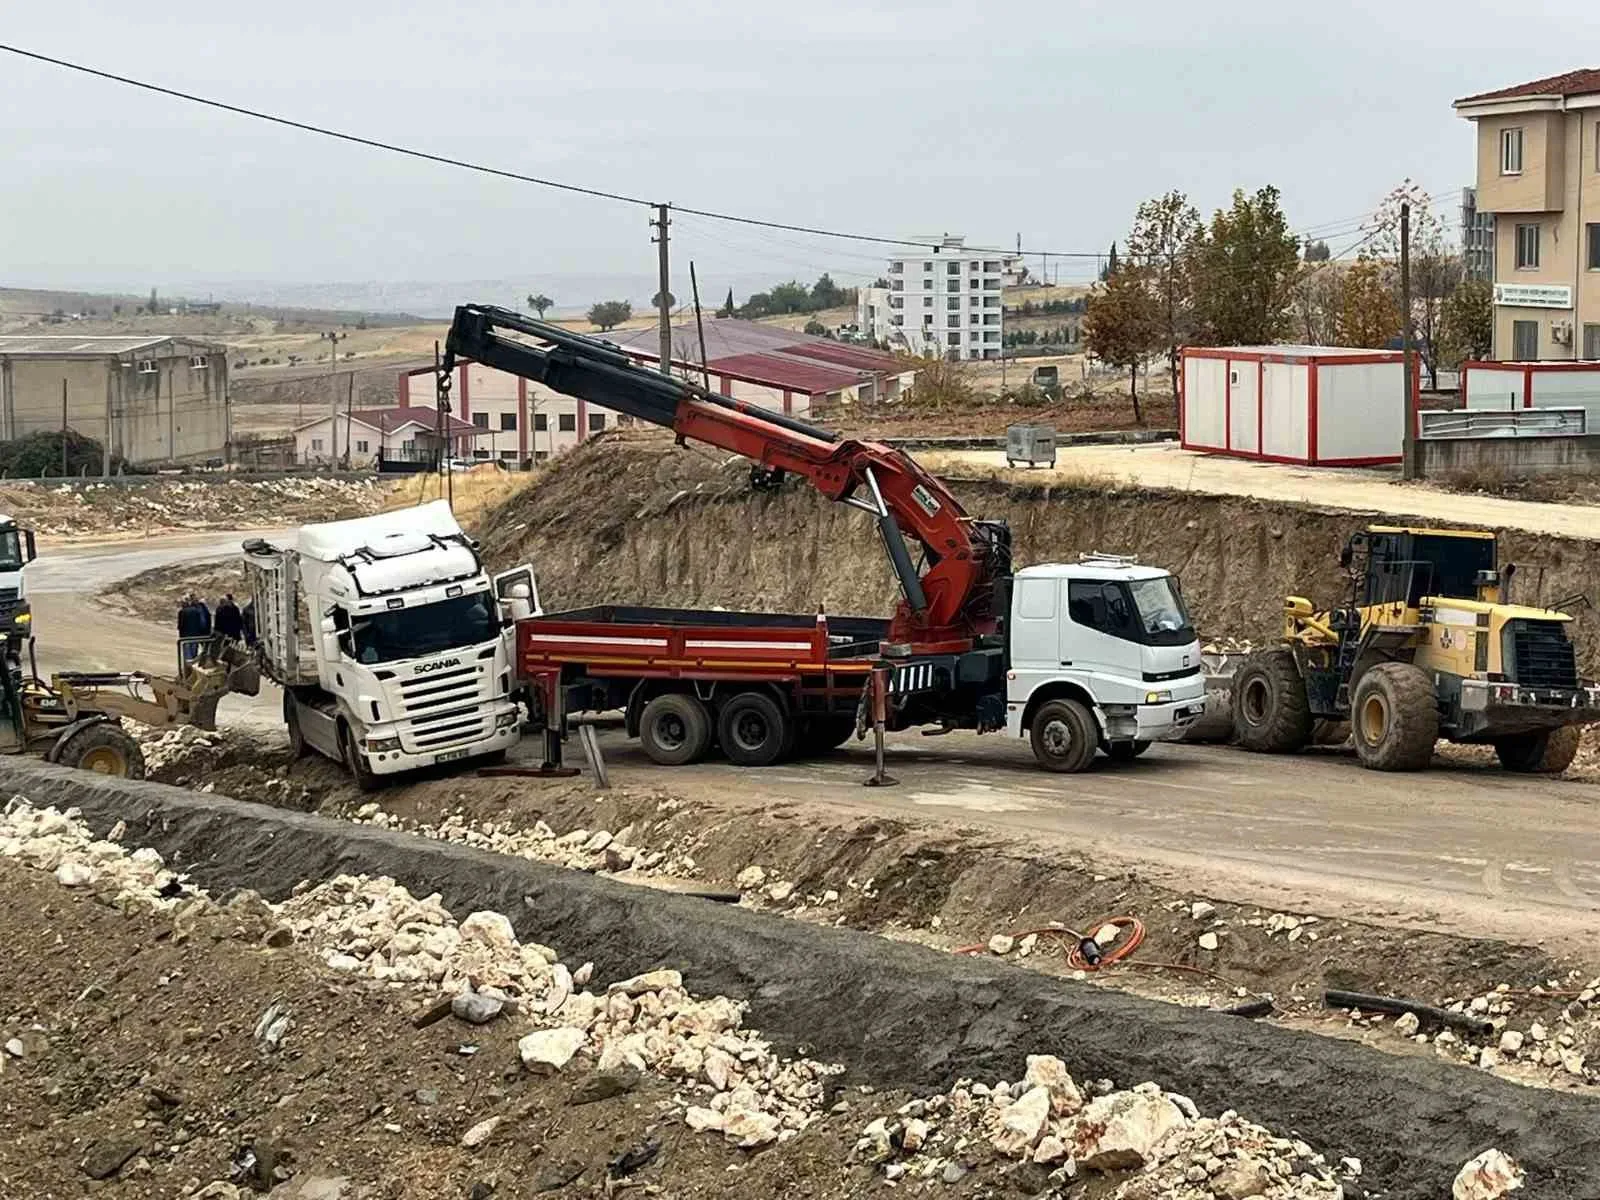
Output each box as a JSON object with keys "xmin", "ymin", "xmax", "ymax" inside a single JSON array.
[
  {"xmin": 0, "ymin": 514, "xmax": 38, "ymax": 646},
  {"xmin": 1005, "ymin": 555, "xmax": 1206, "ymax": 771},
  {"xmin": 242, "ymin": 501, "xmax": 537, "ymax": 787}
]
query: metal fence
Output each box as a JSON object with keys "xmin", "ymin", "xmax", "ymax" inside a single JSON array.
[{"xmin": 1418, "ymin": 407, "xmax": 1587, "ymax": 440}]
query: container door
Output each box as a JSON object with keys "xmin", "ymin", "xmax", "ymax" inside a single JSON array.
[{"xmin": 1228, "ymin": 360, "xmax": 1259, "ymax": 453}]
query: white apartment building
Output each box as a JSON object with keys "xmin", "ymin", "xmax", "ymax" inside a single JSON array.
[{"xmin": 859, "ymin": 236, "xmax": 1007, "ymax": 360}]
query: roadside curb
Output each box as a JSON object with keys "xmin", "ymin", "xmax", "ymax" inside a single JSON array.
[{"xmin": 881, "ymin": 429, "xmax": 1178, "ymax": 452}]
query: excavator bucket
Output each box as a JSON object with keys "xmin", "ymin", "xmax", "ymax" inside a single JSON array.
[{"xmin": 1182, "ymin": 649, "xmax": 1244, "ymax": 742}]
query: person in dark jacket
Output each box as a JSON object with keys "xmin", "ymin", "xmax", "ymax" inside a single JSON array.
[
  {"xmin": 215, "ymin": 594, "xmax": 244, "ymax": 641},
  {"xmin": 177, "ymin": 594, "xmax": 202, "ymax": 638},
  {"xmin": 241, "ymin": 599, "xmax": 257, "ymax": 647},
  {"xmin": 195, "ymin": 597, "xmax": 212, "ymax": 636}
]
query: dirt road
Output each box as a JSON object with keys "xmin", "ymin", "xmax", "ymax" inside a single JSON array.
[{"xmin": 926, "ymin": 443, "xmax": 1600, "ymax": 539}]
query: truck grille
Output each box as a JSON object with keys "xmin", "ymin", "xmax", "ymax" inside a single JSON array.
[
  {"xmin": 0, "ymin": 587, "xmax": 18, "ymax": 603},
  {"xmin": 395, "ymin": 664, "xmax": 491, "ymax": 751},
  {"xmin": 1509, "ymin": 620, "xmax": 1579, "ymax": 690}
]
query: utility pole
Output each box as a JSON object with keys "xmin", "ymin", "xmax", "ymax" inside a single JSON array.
[
  {"xmin": 689, "ymin": 261, "xmax": 711, "ymax": 391},
  {"xmin": 652, "ymin": 203, "xmax": 672, "ymax": 376},
  {"xmin": 323, "ymin": 330, "xmax": 346, "ymax": 467},
  {"xmin": 60, "ymin": 380, "xmax": 67, "ymax": 477},
  {"xmin": 1400, "ymin": 202, "xmax": 1417, "ymax": 481},
  {"xmin": 343, "ymin": 374, "xmax": 355, "ymax": 469}
]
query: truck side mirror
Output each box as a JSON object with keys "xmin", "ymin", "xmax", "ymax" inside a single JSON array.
[{"xmin": 23, "ymin": 531, "xmax": 35, "ymax": 564}]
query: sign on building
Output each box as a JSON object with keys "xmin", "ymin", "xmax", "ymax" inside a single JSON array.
[{"xmin": 1492, "ymin": 283, "xmax": 1573, "ymax": 309}]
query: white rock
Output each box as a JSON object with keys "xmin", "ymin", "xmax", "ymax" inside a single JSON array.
[
  {"xmin": 1018, "ymin": 933, "xmax": 1038, "ymax": 957},
  {"xmin": 1394, "ymin": 1012, "xmax": 1420, "ymax": 1037},
  {"xmin": 54, "ymin": 861, "xmax": 94, "ymax": 887},
  {"xmin": 460, "ymin": 1115, "xmax": 501, "ymax": 1149},
  {"xmin": 450, "ymin": 989, "xmax": 504, "ymax": 1026},
  {"xmin": 1452, "ymin": 1149, "xmax": 1524, "ymax": 1200},
  {"xmin": 518, "ymin": 1027, "xmax": 586, "ymax": 1074},
  {"xmin": 1069, "ymin": 1089, "xmax": 1189, "ymax": 1171},
  {"xmin": 987, "ymin": 934, "xmax": 1015, "ymax": 956},
  {"xmin": 685, "ymin": 1106, "xmax": 724, "ymax": 1133},
  {"xmin": 989, "ymin": 1085, "xmax": 1051, "ymax": 1156},
  {"xmin": 767, "ymin": 881, "xmax": 795, "ymax": 903},
  {"xmin": 722, "ymin": 1107, "xmax": 781, "ymax": 1148},
  {"xmin": 1478, "ymin": 1047, "xmax": 1501, "ymax": 1071},
  {"xmin": 1023, "ymin": 1054, "xmax": 1084, "ymax": 1117},
  {"xmin": 1033, "ymin": 1135, "xmax": 1068, "ymax": 1164},
  {"xmin": 4, "ymin": 1038, "xmax": 24, "ymax": 1058},
  {"xmin": 1189, "ymin": 901, "xmax": 1216, "ymax": 921},
  {"xmin": 542, "ymin": 963, "xmax": 573, "ymax": 1015},
  {"xmin": 572, "ymin": 961, "xmax": 594, "ymax": 986},
  {"xmin": 1560, "ymin": 1048, "xmax": 1587, "ymax": 1076},
  {"xmin": 1198, "ymin": 932, "xmax": 1220, "ymax": 952},
  {"xmin": 1094, "ymin": 922, "xmax": 1121, "ymax": 946},
  {"xmin": 902, "ymin": 1117, "xmax": 929, "ymax": 1153},
  {"xmin": 704, "ymin": 1047, "xmax": 738, "ymax": 1091},
  {"xmin": 609, "ymin": 969, "xmax": 682, "ymax": 996},
  {"xmin": 1527, "ymin": 1021, "xmax": 1548, "ymax": 1042},
  {"xmin": 735, "ymin": 865, "xmax": 766, "ymax": 890},
  {"xmin": 1499, "ymin": 1030, "xmax": 1525, "ymax": 1054}
]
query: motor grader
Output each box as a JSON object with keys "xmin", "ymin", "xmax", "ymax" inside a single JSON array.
[
  {"xmin": 0, "ymin": 634, "xmax": 259, "ymax": 779},
  {"xmin": 1232, "ymin": 525, "xmax": 1600, "ymax": 773}
]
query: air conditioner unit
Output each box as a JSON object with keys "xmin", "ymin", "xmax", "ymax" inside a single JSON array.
[{"xmin": 1552, "ymin": 322, "xmax": 1573, "ymax": 346}]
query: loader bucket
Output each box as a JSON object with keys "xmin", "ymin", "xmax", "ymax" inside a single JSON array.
[{"xmin": 1181, "ymin": 651, "xmax": 1241, "ymax": 742}]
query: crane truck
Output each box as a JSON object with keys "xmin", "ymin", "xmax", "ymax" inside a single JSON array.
[
  {"xmin": 242, "ymin": 501, "xmax": 537, "ymax": 788},
  {"xmin": 443, "ymin": 305, "xmax": 1205, "ymax": 773}
]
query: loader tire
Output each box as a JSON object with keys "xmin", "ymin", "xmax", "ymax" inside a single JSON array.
[
  {"xmin": 54, "ymin": 722, "xmax": 145, "ymax": 780},
  {"xmin": 1495, "ymin": 725, "xmax": 1581, "ymax": 774},
  {"xmin": 1351, "ymin": 662, "xmax": 1439, "ymax": 772},
  {"xmin": 1029, "ymin": 699, "xmax": 1098, "ymax": 773},
  {"xmin": 639, "ymin": 693, "xmax": 712, "ymax": 766},
  {"xmin": 1232, "ymin": 648, "xmax": 1312, "ymax": 754}
]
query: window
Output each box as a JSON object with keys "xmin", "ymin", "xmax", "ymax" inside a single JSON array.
[
  {"xmin": 558, "ymin": 413, "xmax": 576, "ymax": 432},
  {"xmin": 923, "ymin": 296, "xmax": 932, "ymax": 308},
  {"xmin": 189, "ymin": 355, "xmax": 208, "ymax": 369},
  {"xmin": 355, "ymin": 439, "xmax": 369, "ymax": 453},
  {"xmin": 890, "ymin": 279, "xmax": 903, "ymax": 292},
  {"xmin": 947, "ymin": 330, "xmax": 961, "ymax": 344},
  {"xmin": 1515, "ymin": 223, "xmax": 1540, "ymax": 269},
  {"xmin": 1588, "ymin": 224, "xmax": 1600, "ymax": 271},
  {"xmin": 889, "ymin": 296, "xmax": 904, "ymax": 309},
  {"xmin": 983, "ymin": 260, "xmax": 1000, "ymax": 272},
  {"xmin": 311, "ymin": 437, "xmax": 324, "ymax": 452},
  {"xmin": 137, "ymin": 359, "xmax": 158, "ymax": 374},
  {"xmin": 1501, "ymin": 127, "xmax": 1523, "ymax": 175},
  {"xmin": 348, "ymin": 591, "xmax": 497, "ymax": 664},
  {"xmin": 499, "ymin": 449, "xmax": 517, "ymax": 461},
  {"xmin": 473, "ymin": 448, "xmax": 490, "ymax": 460},
  {"xmin": 923, "ymin": 314, "xmax": 933, "ymax": 325},
  {"xmin": 472, "ymin": 412, "xmax": 489, "ymax": 429},
  {"xmin": 588, "ymin": 413, "xmax": 605, "ymax": 432},
  {"xmin": 948, "ymin": 298, "xmax": 960, "ymax": 311},
  {"xmin": 969, "ymin": 277, "xmax": 979, "ymax": 289},
  {"xmin": 534, "ymin": 413, "xmax": 548, "ymax": 431},
  {"xmin": 891, "ymin": 314, "xmax": 904, "ymax": 326},
  {"xmin": 1584, "ymin": 324, "xmax": 1600, "ymax": 360},
  {"xmin": 401, "ymin": 438, "xmax": 416, "ymax": 453},
  {"xmin": 1512, "ymin": 320, "xmax": 1539, "ymax": 360},
  {"xmin": 500, "ymin": 412, "xmax": 516, "ymax": 431},
  {"xmin": 534, "ymin": 450, "xmax": 550, "ymax": 462},
  {"xmin": 947, "ymin": 262, "xmax": 960, "ymax": 276},
  {"xmin": 922, "ymin": 261, "xmax": 932, "ymax": 272},
  {"xmin": 1068, "ymin": 578, "xmax": 1193, "ymax": 646},
  {"xmin": 1015, "ymin": 577, "xmax": 1056, "ymax": 620}
]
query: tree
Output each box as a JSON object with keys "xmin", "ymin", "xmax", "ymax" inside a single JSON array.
[
  {"xmin": 768, "ymin": 281, "xmax": 812, "ymax": 313},
  {"xmin": 1125, "ymin": 190, "xmax": 1202, "ymax": 398},
  {"xmin": 803, "ymin": 318, "xmax": 829, "ymax": 336},
  {"xmin": 1189, "ymin": 186, "xmax": 1301, "ymax": 345},
  {"xmin": 1367, "ymin": 182, "xmax": 1461, "ymax": 388},
  {"xmin": 1303, "ymin": 239, "xmax": 1332, "ymax": 263},
  {"xmin": 1335, "ymin": 258, "xmax": 1402, "ymax": 349},
  {"xmin": 1099, "ymin": 242, "xmax": 1120, "ymax": 281},
  {"xmin": 1083, "ymin": 266, "xmax": 1162, "ymax": 424},
  {"xmin": 810, "ymin": 273, "xmax": 845, "ymax": 309},
  {"xmin": 526, "ymin": 293, "xmax": 553, "ymax": 318},
  {"xmin": 1441, "ymin": 280, "xmax": 1493, "ymax": 366},
  {"xmin": 718, "ymin": 288, "xmax": 735, "ymax": 318},
  {"xmin": 146, "ymin": 287, "xmax": 159, "ymax": 315},
  {"xmin": 587, "ymin": 300, "xmax": 632, "ymax": 331},
  {"xmin": 870, "ymin": 276, "xmax": 890, "ymax": 289},
  {"xmin": 650, "ymin": 291, "xmax": 676, "ymax": 309},
  {"xmin": 1290, "ymin": 263, "xmax": 1343, "ymax": 346}
]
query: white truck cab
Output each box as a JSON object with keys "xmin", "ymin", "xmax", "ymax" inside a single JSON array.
[
  {"xmin": 244, "ymin": 501, "xmax": 537, "ymax": 787},
  {"xmin": 1005, "ymin": 554, "xmax": 1205, "ymax": 771},
  {"xmin": 0, "ymin": 514, "xmax": 38, "ymax": 645}
]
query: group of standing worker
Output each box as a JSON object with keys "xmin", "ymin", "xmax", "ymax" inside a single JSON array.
[{"xmin": 177, "ymin": 592, "xmax": 253, "ymax": 657}]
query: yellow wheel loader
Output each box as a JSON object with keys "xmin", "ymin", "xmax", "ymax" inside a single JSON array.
[{"xmin": 1232, "ymin": 525, "xmax": 1599, "ymax": 773}]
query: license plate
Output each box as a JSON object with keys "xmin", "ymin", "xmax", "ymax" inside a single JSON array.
[{"xmin": 434, "ymin": 749, "xmax": 470, "ymax": 764}]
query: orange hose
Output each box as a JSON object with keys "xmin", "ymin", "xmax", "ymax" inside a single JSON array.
[{"xmin": 955, "ymin": 916, "xmax": 1146, "ymax": 972}]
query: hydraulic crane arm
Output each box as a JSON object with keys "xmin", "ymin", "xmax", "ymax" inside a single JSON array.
[{"xmin": 442, "ymin": 304, "xmax": 1006, "ymax": 650}]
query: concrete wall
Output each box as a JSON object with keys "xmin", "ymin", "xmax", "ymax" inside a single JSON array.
[{"xmin": 1418, "ymin": 432, "xmax": 1600, "ymax": 476}]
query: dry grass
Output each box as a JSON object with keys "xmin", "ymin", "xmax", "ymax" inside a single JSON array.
[
  {"xmin": 1429, "ymin": 464, "xmax": 1600, "ymax": 506},
  {"xmin": 381, "ymin": 465, "xmax": 532, "ymax": 530},
  {"xmin": 916, "ymin": 452, "xmax": 1118, "ymax": 491}
]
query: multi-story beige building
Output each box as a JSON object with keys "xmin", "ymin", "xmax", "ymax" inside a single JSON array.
[{"xmin": 1455, "ymin": 69, "xmax": 1600, "ymax": 361}]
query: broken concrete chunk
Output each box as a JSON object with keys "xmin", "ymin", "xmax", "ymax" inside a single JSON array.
[
  {"xmin": 1032, "ymin": 1135, "xmax": 1068, "ymax": 1164},
  {"xmin": 987, "ymin": 934, "xmax": 1015, "ymax": 956},
  {"xmin": 1499, "ymin": 1030, "xmax": 1524, "ymax": 1054},
  {"xmin": 1069, "ymin": 1089, "xmax": 1188, "ymax": 1171},
  {"xmin": 722, "ymin": 1106, "xmax": 781, "ymax": 1148},
  {"xmin": 518, "ymin": 1027, "xmax": 586, "ymax": 1074},
  {"xmin": 460, "ymin": 1115, "xmax": 502, "ymax": 1149},
  {"xmin": 1188, "ymin": 901, "xmax": 1216, "ymax": 921},
  {"xmin": 1198, "ymin": 932, "xmax": 1220, "ymax": 952},
  {"xmin": 989, "ymin": 1085, "xmax": 1051, "ymax": 1156},
  {"xmin": 901, "ymin": 1117, "xmax": 929, "ymax": 1153},
  {"xmin": 1022, "ymin": 1054, "xmax": 1084, "ymax": 1117},
  {"xmin": 54, "ymin": 861, "xmax": 94, "ymax": 887},
  {"xmin": 684, "ymin": 1106, "xmax": 724, "ymax": 1133},
  {"xmin": 735, "ymin": 865, "xmax": 766, "ymax": 890},
  {"xmin": 609, "ymin": 969, "xmax": 682, "ymax": 996},
  {"xmin": 1452, "ymin": 1149, "xmax": 1524, "ymax": 1200},
  {"xmin": 1393, "ymin": 1012, "xmax": 1420, "ymax": 1037},
  {"xmin": 451, "ymin": 989, "xmax": 504, "ymax": 1026}
]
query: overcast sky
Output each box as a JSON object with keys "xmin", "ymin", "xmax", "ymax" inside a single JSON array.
[{"xmin": 1, "ymin": 2, "xmax": 1591, "ymax": 308}]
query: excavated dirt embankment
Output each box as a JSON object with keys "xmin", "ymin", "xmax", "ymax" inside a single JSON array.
[
  {"xmin": 480, "ymin": 435, "xmax": 1600, "ymax": 672},
  {"xmin": 6, "ymin": 761, "xmax": 1599, "ymax": 1199}
]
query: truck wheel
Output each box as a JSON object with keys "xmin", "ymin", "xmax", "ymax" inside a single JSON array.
[
  {"xmin": 339, "ymin": 724, "xmax": 379, "ymax": 792},
  {"xmin": 1351, "ymin": 663, "xmax": 1438, "ymax": 772},
  {"xmin": 54, "ymin": 722, "xmax": 146, "ymax": 780},
  {"xmin": 1029, "ymin": 699, "xmax": 1098, "ymax": 773},
  {"xmin": 1106, "ymin": 739, "xmax": 1150, "ymax": 762},
  {"xmin": 1495, "ymin": 726, "xmax": 1581, "ymax": 774},
  {"xmin": 796, "ymin": 716, "xmax": 857, "ymax": 757},
  {"xmin": 717, "ymin": 691, "xmax": 791, "ymax": 767},
  {"xmin": 639, "ymin": 693, "xmax": 712, "ymax": 766},
  {"xmin": 284, "ymin": 692, "xmax": 308, "ymax": 758},
  {"xmin": 1232, "ymin": 648, "xmax": 1312, "ymax": 753}
]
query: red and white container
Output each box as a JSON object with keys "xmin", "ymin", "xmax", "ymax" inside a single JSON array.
[
  {"xmin": 1180, "ymin": 346, "xmax": 1413, "ymax": 467},
  {"xmin": 1461, "ymin": 360, "xmax": 1600, "ymax": 430}
]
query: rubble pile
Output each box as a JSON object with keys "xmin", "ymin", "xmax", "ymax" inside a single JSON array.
[
  {"xmin": 0, "ymin": 797, "xmax": 194, "ymax": 907},
  {"xmin": 10, "ymin": 475, "xmax": 385, "ymax": 536},
  {"xmin": 132, "ymin": 724, "xmax": 222, "ymax": 775},
  {"xmin": 856, "ymin": 1055, "xmax": 1354, "ymax": 1198}
]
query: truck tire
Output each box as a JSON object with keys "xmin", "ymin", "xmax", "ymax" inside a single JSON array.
[
  {"xmin": 1029, "ymin": 698, "xmax": 1098, "ymax": 773},
  {"xmin": 1351, "ymin": 662, "xmax": 1439, "ymax": 772},
  {"xmin": 284, "ymin": 691, "xmax": 308, "ymax": 758},
  {"xmin": 1232, "ymin": 648, "xmax": 1312, "ymax": 753},
  {"xmin": 54, "ymin": 722, "xmax": 146, "ymax": 780},
  {"xmin": 639, "ymin": 693, "xmax": 712, "ymax": 766},
  {"xmin": 717, "ymin": 691, "xmax": 791, "ymax": 767},
  {"xmin": 1495, "ymin": 725, "xmax": 1582, "ymax": 774},
  {"xmin": 339, "ymin": 723, "xmax": 379, "ymax": 792},
  {"xmin": 796, "ymin": 716, "xmax": 858, "ymax": 757},
  {"xmin": 1106, "ymin": 739, "xmax": 1150, "ymax": 762}
]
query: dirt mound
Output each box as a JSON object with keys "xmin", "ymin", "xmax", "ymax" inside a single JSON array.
[{"xmin": 98, "ymin": 557, "xmax": 246, "ymax": 624}]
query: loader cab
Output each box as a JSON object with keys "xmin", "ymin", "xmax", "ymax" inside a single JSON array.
[{"xmin": 1345, "ymin": 527, "xmax": 1498, "ymax": 609}]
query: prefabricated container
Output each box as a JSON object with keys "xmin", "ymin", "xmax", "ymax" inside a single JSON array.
[
  {"xmin": 1461, "ymin": 361, "xmax": 1600, "ymax": 431},
  {"xmin": 1180, "ymin": 346, "xmax": 1413, "ymax": 466}
]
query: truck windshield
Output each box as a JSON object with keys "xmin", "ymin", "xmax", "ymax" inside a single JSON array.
[
  {"xmin": 349, "ymin": 592, "xmax": 498, "ymax": 664},
  {"xmin": 1128, "ymin": 576, "xmax": 1194, "ymax": 641},
  {"xmin": 0, "ymin": 531, "xmax": 22, "ymax": 572}
]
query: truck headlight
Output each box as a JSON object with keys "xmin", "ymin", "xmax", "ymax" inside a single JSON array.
[
  {"xmin": 1144, "ymin": 691, "xmax": 1172, "ymax": 704},
  {"xmin": 14, "ymin": 612, "xmax": 30, "ymax": 625},
  {"xmin": 366, "ymin": 736, "xmax": 402, "ymax": 753},
  {"xmin": 496, "ymin": 709, "xmax": 520, "ymax": 729}
]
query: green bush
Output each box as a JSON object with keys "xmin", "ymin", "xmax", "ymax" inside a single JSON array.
[{"xmin": 0, "ymin": 431, "xmax": 126, "ymax": 477}]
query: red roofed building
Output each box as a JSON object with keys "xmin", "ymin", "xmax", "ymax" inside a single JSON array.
[
  {"xmin": 1454, "ymin": 68, "xmax": 1600, "ymax": 360},
  {"xmin": 292, "ymin": 405, "xmax": 477, "ymax": 468}
]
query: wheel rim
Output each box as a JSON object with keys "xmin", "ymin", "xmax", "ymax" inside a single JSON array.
[
  {"xmin": 1360, "ymin": 694, "xmax": 1389, "ymax": 745},
  {"xmin": 732, "ymin": 710, "xmax": 769, "ymax": 753},
  {"xmin": 1241, "ymin": 677, "xmax": 1270, "ymax": 726},
  {"xmin": 1040, "ymin": 718, "xmax": 1073, "ymax": 759},
  {"xmin": 655, "ymin": 712, "xmax": 687, "ymax": 751},
  {"xmin": 80, "ymin": 746, "xmax": 126, "ymax": 776}
]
